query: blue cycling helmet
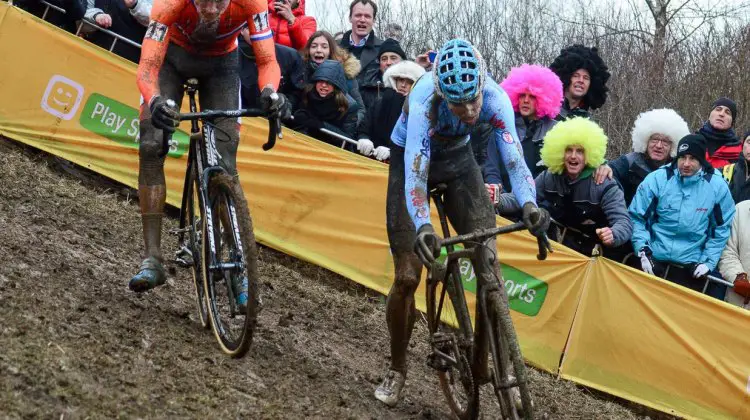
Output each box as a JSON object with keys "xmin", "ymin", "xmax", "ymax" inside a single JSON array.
[{"xmin": 433, "ymin": 39, "xmax": 485, "ymax": 103}]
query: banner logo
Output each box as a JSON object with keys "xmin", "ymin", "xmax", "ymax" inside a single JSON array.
[
  {"xmin": 438, "ymin": 247, "xmax": 548, "ymax": 316},
  {"xmin": 79, "ymin": 93, "xmax": 188, "ymax": 158},
  {"xmin": 41, "ymin": 75, "xmax": 84, "ymax": 120}
]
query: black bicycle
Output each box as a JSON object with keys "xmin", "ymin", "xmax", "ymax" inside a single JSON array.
[
  {"xmin": 425, "ymin": 184, "xmax": 551, "ymax": 420},
  {"xmin": 168, "ymin": 78, "xmax": 282, "ymax": 358}
]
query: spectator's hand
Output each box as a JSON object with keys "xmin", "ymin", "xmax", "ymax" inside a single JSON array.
[
  {"xmin": 292, "ymin": 109, "xmax": 322, "ymax": 131},
  {"xmin": 95, "ymin": 13, "xmax": 113, "ymax": 28},
  {"xmin": 149, "ymin": 96, "xmax": 179, "ymax": 133},
  {"xmin": 414, "ymin": 224, "xmax": 441, "ymax": 265},
  {"xmin": 733, "ymin": 273, "xmax": 750, "ymax": 298},
  {"xmin": 485, "ymin": 183, "xmax": 502, "ymax": 205},
  {"xmin": 122, "ymin": 0, "xmax": 137, "ymax": 8},
  {"xmin": 522, "ymin": 202, "xmax": 550, "ymax": 237},
  {"xmin": 593, "ymin": 164, "xmax": 613, "ymax": 185},
  {"xmin": 638, "ymin": 247, "xmax": 655, "ymax": 275},
  {"xmin": 260, "ymin": 88, "xmax": 291, "ymax": 120},
  {"xmin": 415, "ymin": 50, "xmax": 435, "ymax": 70},
  {"xmin": 374, "ymin": 146, "xmax": 390, "ymax": 161},
  {"xmin": 356, "ymin": 139, "xmax": 374, "ymax": 156},
  {"xmin": 690, "ymin": 263, "xmax": 709, "ymax": 279},
  {"xmin": 596, "ymin": 227, "xmax": 614, "ymax": 246},
  {"xmin": 273, "ymin": 0, "xmax": 296, "ymax": 25}
]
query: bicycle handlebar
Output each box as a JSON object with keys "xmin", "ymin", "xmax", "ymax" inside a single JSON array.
[
  {"xmin": 440, "ymin": 221, "xmax": 553, "ymax": 261},
  {"xmin": 159, "ymin": 97, "xmax": 283, "ymax": 157}
]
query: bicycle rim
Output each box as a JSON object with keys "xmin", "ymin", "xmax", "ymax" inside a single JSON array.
[
  {"xmin": 202, "ymin": 173, "xmax": 260, "ymax": 358},
  {"xmin": 188, "ymin": 168, "xmax": 210, "ymax": 329},
  {"xmin": 487, "ymin": 289, "xmax": 533, "ymax": 420},
  {"xmin": 426, "ymin": 271, "xmax": 479, "ymax": 419}
]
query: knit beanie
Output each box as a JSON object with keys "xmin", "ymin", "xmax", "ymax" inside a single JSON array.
[
  {"xmin": 676, "ymin": 134, "xmax": 709, "ymax": 168},
  {"xmin": 712, "ymin": 97, "xmax": 737, "ymax": 125},
  {"xmin": 378, "ymin": 38, "xmax": 407, "ymax": 60}
]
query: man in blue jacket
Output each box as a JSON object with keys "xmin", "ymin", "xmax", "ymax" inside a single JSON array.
[{"xmin": 629, "ymin": 133, "xmax": 735, "ymax": 299}]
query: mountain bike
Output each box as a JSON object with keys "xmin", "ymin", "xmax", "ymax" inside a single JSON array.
[
  {"xmin": 168, "ymin": 78, "xmax": 282, "ymax": 358},
  {"xmin": 425, "ymin": 184, "xmax": 551, "ymax": 420}
]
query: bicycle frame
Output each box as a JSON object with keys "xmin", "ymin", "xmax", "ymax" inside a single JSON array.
[{"xmin": 171, "ymin": 79, "xmax": 279, "ymax": 311}]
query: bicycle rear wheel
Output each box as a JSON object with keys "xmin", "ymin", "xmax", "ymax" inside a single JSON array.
[
  {"xmin": 487, "ymin": 287, "xmax": 533, "ymax": 420},
  {"xmin": 426, "ymin": 266, "xmax": 479, "ymax": 419},
  {"xmin": 187, "ymin": 167, "xmax": 210, "ymax": 329},
  {"xmin": 202, "ymin": 172, "xmax": 260, "ymax": 358}
]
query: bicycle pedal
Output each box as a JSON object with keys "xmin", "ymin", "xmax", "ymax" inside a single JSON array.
[
  {"xmin": 426, "ymin": 352, "xmax": 451, "ymax": 372},
  {"xmin": 174, "ymin": 247, "xmax": 194, "ymax": 267},
  {"xmin": 169, "ymin": 227, "xmax": 190, "ymax": 235}
]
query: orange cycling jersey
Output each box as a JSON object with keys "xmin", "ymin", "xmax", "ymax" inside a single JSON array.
[{"xmin": 136, "ymin": 0, "xmax": 280, "ymax": 105}]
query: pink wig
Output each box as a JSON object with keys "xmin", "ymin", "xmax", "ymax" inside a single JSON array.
[{"xmin": 500, "ymin": 64, "xmax": 564, "ymax": 119}]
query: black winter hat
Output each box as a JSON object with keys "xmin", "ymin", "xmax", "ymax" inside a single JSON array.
[
  {"xmin": 378, "ymin": 38, "xmax": 407, "ymax": 60},
  {"xmin": 712, "ymin": 97, "xmax": 737, "ymax": 125},
  {"xmin": 676, "ymin": 134, "xmax": 709, "ymax": 167}
]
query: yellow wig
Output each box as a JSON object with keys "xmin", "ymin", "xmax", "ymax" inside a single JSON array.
[{"xmin": 540, "ymin": 117, "xmax": 608, "ymax": 174}]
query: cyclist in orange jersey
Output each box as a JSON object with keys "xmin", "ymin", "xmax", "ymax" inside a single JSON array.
[{"xmin": 130, "ymin": 0, "xmax": 290, "ymax": 311}]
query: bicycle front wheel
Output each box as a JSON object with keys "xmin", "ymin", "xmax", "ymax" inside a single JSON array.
[
  {"xmin": 187, "ymin": 166, "xmax": 210, "ymax": 329},
  {"xmin": 487, "ymin": 287, "xmax": 533, "ymax": 420},
  {"xmin": 426, "ymin": 267, "xmax": 479, "ymax": 419},
  {"xmin": 202, "ymin": 172, "xmax": 260, "ymax": 358}
]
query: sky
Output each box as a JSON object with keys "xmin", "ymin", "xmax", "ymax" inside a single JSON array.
[{"xmin": 305, "ymin": 0, "xmax": 750, "ymax": 34}]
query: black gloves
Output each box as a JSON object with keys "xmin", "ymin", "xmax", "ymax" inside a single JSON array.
[{"xmin": 149, "ymin": 96, "xmax": 179, "ymax": 132}]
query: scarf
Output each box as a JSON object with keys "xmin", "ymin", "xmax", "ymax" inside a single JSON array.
[
  {"xmin": 698, "ymin": 121, "xmax": 739, "ymax": 156},
  {"xmin": 306, "ymin": 90, "xmax": 343, "ymax": 122}
]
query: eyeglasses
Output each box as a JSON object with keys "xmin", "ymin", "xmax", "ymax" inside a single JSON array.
[{"xmin": 648, "ymin": 137, "xmax": 672, "ymax": 147}]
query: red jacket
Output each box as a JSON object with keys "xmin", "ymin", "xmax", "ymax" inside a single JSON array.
[
  {"xmin": 708, "ymin": 143, "xmax": 743, "ymax": 168},
  {"xmin": 267, "ymin": 0, "xmax": 317, "ymax": 50}
]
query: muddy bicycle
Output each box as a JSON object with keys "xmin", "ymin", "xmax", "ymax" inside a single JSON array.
[
  {"xmin": 168, "ymin": 78, "xmax": 282, "ymax": 358},
  {"xmin": 425, "ymin": 184, "xmax": 551, "ymax": 420}
]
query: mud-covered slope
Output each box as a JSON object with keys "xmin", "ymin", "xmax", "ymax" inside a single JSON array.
[{"xmin": 0, "ymin": 139, "xmax": 647, "ymax": 419}]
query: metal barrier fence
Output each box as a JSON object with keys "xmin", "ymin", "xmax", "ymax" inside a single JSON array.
[{"xmin": 33, "ymin": 0, "xmax": 142, "ymax": 52}]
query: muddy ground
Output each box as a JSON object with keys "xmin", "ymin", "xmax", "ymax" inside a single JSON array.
[{"xmin": 0, "ymin": 139, "xmax": 660, "ymax": 419}]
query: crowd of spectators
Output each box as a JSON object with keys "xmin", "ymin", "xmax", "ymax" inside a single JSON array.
[{"xmin": 13, "ymin": 0, "xmax": 750, "ymax": 309}]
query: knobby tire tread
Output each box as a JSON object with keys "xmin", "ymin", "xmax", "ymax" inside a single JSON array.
[{"xmin": 202, "ymin": 173, "xmax": 260, "ymax": 358}]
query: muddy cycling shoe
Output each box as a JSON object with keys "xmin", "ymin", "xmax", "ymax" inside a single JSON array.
[
  {"xmin": 374, "ymin": 369, "xmax": 406, "ymax": 407},
  {"xmin": 129, "ymin": 257, "xmax": 167, "ymax": 292},
  {"xmin": 232, "ymin": 276, "xmax": 249, "ymax": 314}
]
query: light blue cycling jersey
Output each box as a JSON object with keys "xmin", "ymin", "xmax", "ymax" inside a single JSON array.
[{"xmin": 391, "ymin": 72, "xmax": 537, "ymax": 230}]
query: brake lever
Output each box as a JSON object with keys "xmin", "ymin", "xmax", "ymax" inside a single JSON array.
[
  {"xmin": 536, "ymin": 233, "xmax": 553, "ymax": 260},
  {"xmin": 158, "ymin": 99, "xmax": 178, "ymax": 158},
  {"xmin": 262, "ymin": 93, "xmax": 283, "ymax": 151}
]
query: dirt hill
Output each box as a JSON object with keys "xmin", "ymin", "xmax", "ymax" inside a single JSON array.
[{"xmin": 0, "ymin": 138, "xmax": 653, "ymax": 419}]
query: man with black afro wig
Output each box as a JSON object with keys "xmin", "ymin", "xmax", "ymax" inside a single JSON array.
[{"xmin": 549, "ymin": 44, "xmax": 610, "ymax": 121}]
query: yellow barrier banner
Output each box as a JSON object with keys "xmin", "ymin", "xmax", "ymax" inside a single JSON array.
[
  {"xmin": 560, "ymin": 258, "xmax": 750, "ymax": 419},
  {"xmin": 0, "ymin": 2, "xmax": 587, "ymax": 374}
]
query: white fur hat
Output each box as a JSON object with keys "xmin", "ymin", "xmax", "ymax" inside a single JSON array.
[
  {"xmin": 631, "ymin": 108, "xmax": 690, "ymax": 157},
  {"xmin": 383, "ymin": 60, "xmax": 426, "ymax": 89}
]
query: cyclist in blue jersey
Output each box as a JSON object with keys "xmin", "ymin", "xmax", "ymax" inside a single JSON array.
[{"xmin": 375, "ymin": 39, "xmax": 550, "ymax": 406}]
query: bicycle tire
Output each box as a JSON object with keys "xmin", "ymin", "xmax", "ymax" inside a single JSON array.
[
  {"xmin": 187, "ymin": 167, "xmax": 210, "ymax": 329},
  {"xmin": 487, "ymin": 287, "xmax": 533, "ymax": 420},
  {"xmin": 426, "ymin": 266, "xmax": 479, "ymax": 420},
  {"xmin": 202, "ymin": 173, "xmax": 260, "ymax": 358}
]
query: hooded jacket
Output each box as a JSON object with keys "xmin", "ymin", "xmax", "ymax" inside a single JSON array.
[
  {"xmin": 718, "ymin": 200, "xmax": 750, "ymax": 309},
  {"xmin": 305, "ymin": 52, "xmax": 365, "ymax": 127},
  {"xmin": 301, "ymin": 60, "xmax": 360, "ymax": 145},
  {"xmin": 267, "ymin": 0, "xmax": 317, "ymax": 50},
  {"xmin": 629, "ymin": 163, "xmax": 736, "ymax": 270},
  {"xmin": 358, "ymin": 61, "xmax": 425, "ymax": 147}
]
